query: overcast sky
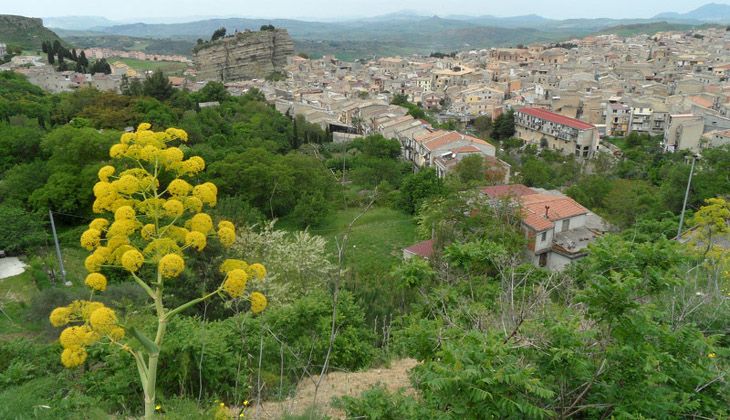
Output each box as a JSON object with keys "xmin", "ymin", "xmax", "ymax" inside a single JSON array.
[{"xmin": 2, "ymin": 0, "xmax": 722, "ymax": 21}]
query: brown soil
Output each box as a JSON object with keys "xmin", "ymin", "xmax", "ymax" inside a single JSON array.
[{"xmin": 248, "ymin": 358, "xmax": 418, "ymax": 419}]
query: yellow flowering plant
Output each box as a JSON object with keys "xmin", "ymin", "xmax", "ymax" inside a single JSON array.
[{"xmin": 49, "ymin": 124, "xmax": 268, "ymax": 419}]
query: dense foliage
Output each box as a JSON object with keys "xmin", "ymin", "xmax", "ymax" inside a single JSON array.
[{"xmin": 1, "ymin": 70, "xmax": 728, "ymax": 419}]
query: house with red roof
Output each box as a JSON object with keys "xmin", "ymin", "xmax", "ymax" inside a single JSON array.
[
  {"xmin": 482, "ymin": 184, "xmax": 609, "ymax": 270},
  {"xmin": 514, "ymin": 107, "xmax": 599, "ymax": 159},
  {"xmin": 404, "ymin": 129, "xmax": 511, "ymax": 181}
]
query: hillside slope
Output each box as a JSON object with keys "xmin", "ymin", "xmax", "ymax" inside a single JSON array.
[{"xmin": 0, "ymin": 15, "xmax": 63, "ymax": 51}]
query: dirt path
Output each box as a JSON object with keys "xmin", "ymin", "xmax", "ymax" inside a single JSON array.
[{"xmin": 249, "ymin": 358, "xmax": 418, "ymax": 419}]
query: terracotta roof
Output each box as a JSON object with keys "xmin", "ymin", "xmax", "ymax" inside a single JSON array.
[
  {"xmin": 520, "ymin": 194, "xmax": 589, "ymax": 231},
  {"xmin": 404, "ymin": 239, "xmax": 435, "ymax": 259},
  {"xmin": 452, "ymin": 145, "xmax": 481, "ymax": 153},
  {"xmin": 481, "ymin": 184, "xmax": 536, "ymax": 199},
  {"xmin": 689, "ymin": 96, "xmax": 714, "ymax": 109},
  {"xmin": 518, "ymin": 107, "xmax": 595, "ymax": 130}
]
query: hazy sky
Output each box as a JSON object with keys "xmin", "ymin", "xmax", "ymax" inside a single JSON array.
[{"xmin": 1, "ymin": 0, "xmax": 722, "ymax": 21}]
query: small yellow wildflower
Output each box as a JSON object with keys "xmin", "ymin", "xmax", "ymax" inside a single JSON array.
[
  {"xmin": 158, "ymin": 254, "xmax": 185, "ymax": 278},
  {"xmin": 84, "ymin": 273, "xmax": 107, "ymax": 292},
  {"xmin": 708, "ymin": 352, "xmax": 717, "ymax": 359}
]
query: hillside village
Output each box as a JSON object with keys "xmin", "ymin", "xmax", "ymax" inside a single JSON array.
[
  {"xmin": 3, "ymin": 25, "xmax": 729, "ymax": 271},
  {"xmin": 1, "ymin": 3, "xmax": 730, "ymax": 418}
]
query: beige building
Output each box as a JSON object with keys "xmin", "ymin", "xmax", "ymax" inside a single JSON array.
[
  {"xmin": 515, "ymin": 107, "xmax": 600, "ymax": 158},
  {"xmin": 663, "ymin": 114, "xmax": 704, "ymax": 152}
]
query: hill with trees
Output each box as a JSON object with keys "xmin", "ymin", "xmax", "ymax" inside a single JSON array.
[{"xmin": 0, "ymin": 15, "xmax": 64, "ymax": 51}]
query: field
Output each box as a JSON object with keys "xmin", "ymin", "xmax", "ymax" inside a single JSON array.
[{"xmin": 109, "ymin": 57, "xmax": 190, "ymax": 75}]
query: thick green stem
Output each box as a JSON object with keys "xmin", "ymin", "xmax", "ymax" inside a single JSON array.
[{"xmin": 143, "ymin": 275, "xmax": 167, "ymax": 420}]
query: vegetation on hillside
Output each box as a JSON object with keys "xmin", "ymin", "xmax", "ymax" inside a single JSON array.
[{"xmin": 0, "ymin": 69, "xmax": 728, "ymax": 418}]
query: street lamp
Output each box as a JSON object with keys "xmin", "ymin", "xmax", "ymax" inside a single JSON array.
[{"xmin": 676, "ymin": 153, "xmax": 701, "ymax": 240}]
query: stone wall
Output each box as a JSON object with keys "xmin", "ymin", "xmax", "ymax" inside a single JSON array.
[{"xmin": 193, "ymin": 29, "xmax": 294, "ymax": 82}]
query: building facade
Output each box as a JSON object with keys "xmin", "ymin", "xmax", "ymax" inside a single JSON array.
[{"xmin": 515, "ymin": 107, "xmax": 600, "ymax": 158}]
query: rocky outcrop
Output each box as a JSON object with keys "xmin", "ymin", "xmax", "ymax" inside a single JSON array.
[
  {"xmin": 193, "ymin": 29, "xmax": 294, "ymax": 82},
  {"xmin": 0, "ymin": 15, "xmax": 64, "ymax": 50}
]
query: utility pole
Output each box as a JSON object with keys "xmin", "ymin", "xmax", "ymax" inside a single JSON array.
[
  {"xmin": 48, "ymin": 210, "xmax": 68, "ymax": 285},
  {"xmin": 676, "ymin": 154, "xmax": 699, "ymax": 240}
]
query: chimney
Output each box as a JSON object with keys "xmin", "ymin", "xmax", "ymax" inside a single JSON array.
[{"xmin": 544, "ymin": 205, "xmax": 550, "ymax": 218}]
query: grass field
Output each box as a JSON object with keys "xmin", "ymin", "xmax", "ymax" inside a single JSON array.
[{"xmin": 109, "ymin": 57, "xmax": 190, "ymax": 75}]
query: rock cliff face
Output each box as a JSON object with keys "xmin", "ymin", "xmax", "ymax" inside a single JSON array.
[
  {"xmin": 193, "ymin": 29, "xmax": 294, "ymax": 82},
  {"xmin": 0, "ymin": 15, "xmax": 64, "ymax": 50}
]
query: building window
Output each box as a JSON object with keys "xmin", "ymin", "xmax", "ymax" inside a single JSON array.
[
  {"xmin": 539, "ymin": 253, "xmax": 547, "ymax": 267},
  {"xmin": 562, "ymin": 219, "xmax": 570, "ymax": 231},
  {"xmin": 541, "ymin": 232, "xmax": 547, "ymax": 242}
]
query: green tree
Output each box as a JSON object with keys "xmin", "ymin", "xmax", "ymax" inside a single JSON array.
[
  {"xmin": 398, "ymin": 168, "xmax": 444, "ymax": 214},
  {"xmin": 0, "ymin": 202, "xmax": 47, "ymax": 254},
  {"xmin": 142, "ymin": 70, "xmax": 173, "ymax": 101}
]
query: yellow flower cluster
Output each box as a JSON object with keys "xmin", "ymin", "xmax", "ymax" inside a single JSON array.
[
  {"xmin": 80, "ymin": 228, "xmax": 102, "ymax": 251},
  {"xmin": 217, "ymin": 220, "xmax": 236, "ymax": 248},
  {"xmin": 219, "ymin": 259, "xmax": 268, "ymax": 309},
  {"xmin": 222, "ymin": 269, "xmax": 249, "ymax": 298},
  {"xmin": 158, "ymin": 253, "xmax": 185, "ymax": 278},
  {"xmin": 250, "ymin": 292, "xmax": 268, "ymax": 314},
  {"xmin": 185, "ymin": 231, "xmax": 207, "ymax": 251},
  {"xmin": 121, "ymin": 249, "xmax": 145, "ymax": 272},
  {"xmin": 190, "ymin": 213, "xmax": 213, "ymax": 234},
  {"xmin": 248, "ymin": 263, "xmax": 267, "ymax": 281},
  {"xmin": 84, "ymin": 273, "xmax": 107, "ymax": 291},
  {"xmin": 49, "ymin": 300, "xmax": 124, "ymax": 368},
  {"xmin": 220, "ymin": 259, "xmax": 248, "ymax": 274}
]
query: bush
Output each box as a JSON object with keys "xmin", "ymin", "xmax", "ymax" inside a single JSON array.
[{"xmin": 332, "ymin": 385, "xmax": 427, "ymax": 419}]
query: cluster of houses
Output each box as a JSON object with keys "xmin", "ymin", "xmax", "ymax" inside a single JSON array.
[{"xmin": 258, "ymin": 26, "xmax": 730, "ymax": 154}]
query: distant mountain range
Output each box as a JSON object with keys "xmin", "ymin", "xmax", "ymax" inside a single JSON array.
[
  {"xmin": 654, "ymin": 2, "xmax": 730, "ymax": 22},
  {"xmin": 15, "ymin": 3, "xmax": 729, "ymax": 60}
]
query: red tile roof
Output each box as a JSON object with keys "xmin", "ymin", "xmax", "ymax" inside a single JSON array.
[
  {"xmin": 520, "ymin": 194, "xmax": 589, "ymax": 231},
  {"xmin": 481, "ymin": 184, "xmax": 536, "ymax": 199},
  {"xmin": 518, "ymin": 107, "xmax": 595, "ymax": 131},
  {"xmin": 404, "ymin": 239, "xmax": 435, "ymax": 259}
]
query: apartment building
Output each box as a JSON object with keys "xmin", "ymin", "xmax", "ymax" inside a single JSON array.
[
  {"xmin": 515, "ymin": 107, "xmax": 599, "ymax": 158},
  {"xmin": 663, "ymin": 114, "xmax": 704, "ymax": 152}
]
